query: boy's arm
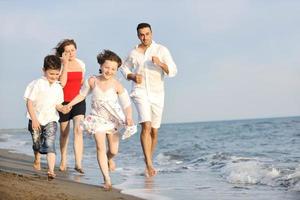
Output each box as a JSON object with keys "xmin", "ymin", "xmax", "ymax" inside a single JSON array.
[{"xmin": 26, "ymin": 99, "xmax": 41, "ymax": 131}]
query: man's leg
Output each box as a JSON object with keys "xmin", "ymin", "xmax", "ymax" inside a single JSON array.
[
  {"xmin": 150, "ymin": 128, "xmax": 158, "ymax": 158},
  {"xmin": 140, "ymin": 122, "xmax": 156, "ymax": 177}
]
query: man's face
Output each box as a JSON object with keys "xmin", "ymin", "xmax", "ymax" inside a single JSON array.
[{"xmin": 137, "ymin": 27, "xmax": 152, "ymax": 47}]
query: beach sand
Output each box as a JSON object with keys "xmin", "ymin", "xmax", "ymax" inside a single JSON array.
[{"xmin": 0, "ymin": 148, "xmax": 143, "ymax": 200}]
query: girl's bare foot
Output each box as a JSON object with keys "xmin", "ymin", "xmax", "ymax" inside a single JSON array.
[
  {"xmin": 108, "ymin": 159, "xmax": 116, "ymax": 172},
  {"xmin": 33, "ymin": 161, "xmax": 41, "ymax": 170}
]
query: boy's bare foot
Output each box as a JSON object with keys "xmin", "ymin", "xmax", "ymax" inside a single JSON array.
[
  {"xmin": 108, "ymin": 159, "xmax": 116, "ymax": 172},
  {"xmin": 33, "ymin": 161, "xmax": 41, "ymax": 171},
  {"xmin": 47, "ymin": 171, "xmax": 56, "ymax": 181}
]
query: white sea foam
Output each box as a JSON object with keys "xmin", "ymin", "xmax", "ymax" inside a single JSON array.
[{"xmin": 223, "ymin": 158, "xmax": 280, "ymax": 186}]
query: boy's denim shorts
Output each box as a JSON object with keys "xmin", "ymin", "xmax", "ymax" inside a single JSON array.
[{"xmin": 28, "ymin": 120, "xmax": 57, "ymax": 154}]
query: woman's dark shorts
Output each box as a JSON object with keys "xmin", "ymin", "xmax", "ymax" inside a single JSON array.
[{"xmin": 59, "ymin": 100, "xmax": 86, "ymax": 122}]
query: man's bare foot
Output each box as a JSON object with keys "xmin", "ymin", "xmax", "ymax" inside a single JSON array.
[
  {"xmin": 33, "ymin": 161, "xmax": 41, "ymax": 170},
  {"xmin": 108, "ymin": 159, "xmax": 116, "ymax": 172},
  {"xmin": 145, "ymin": 166, "xmax": 157, "ymax": 177}
]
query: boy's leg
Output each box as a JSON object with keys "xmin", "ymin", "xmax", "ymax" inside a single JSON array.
[
  {"xmin": 28, "ymin": 120, "xmax": 41, "ymax": 170},
  {"xmin": 33, "ymin": 151, "xmax": 41, "ymax": 170},
  {"xmin": 40, "ymin": 122, "xmax": 57, "ymax": 178},
  {"xmin": 106, "ymin": 133, "xmax": 119, "ymax": 171}
]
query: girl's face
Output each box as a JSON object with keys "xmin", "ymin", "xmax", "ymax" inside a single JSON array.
[
  {"xmin": 100, "ymin": 60, "xmax": 118, "ymax": 80},
  {"xmin": 44, "ymin": 69, "xmax": 60, "ymax": 84},
  {"xmin": 63, "ymin": 44, "xmax": 77, "ymax": 61}
]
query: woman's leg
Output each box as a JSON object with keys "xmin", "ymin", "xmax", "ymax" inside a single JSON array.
[
  {"xmin": 94, "ymin": 133, "xmax": 111, "ymax": 189},
  {"xmin": 59, "ymin": 121, "xmax": 70, "ymax": 171},
  {"xmin": 106, "ymin": 133, "xmax": 119, "ymax": 171},
  {"xmin": 73, "ymin": 115, "xmax": 84, "ymax": 171}
]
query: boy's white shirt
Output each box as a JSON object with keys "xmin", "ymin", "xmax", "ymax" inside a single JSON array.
[{"xmin": 24, "ymin": 76, "xmax": 64, "ymax": 126}]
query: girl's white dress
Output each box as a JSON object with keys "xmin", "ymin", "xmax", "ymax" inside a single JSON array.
[{"xmin": 80, "ymin": 78, "xmax": 125, "ymax": 134}]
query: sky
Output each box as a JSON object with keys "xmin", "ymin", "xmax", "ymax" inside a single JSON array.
[{"xmin": 0, "ymin": 0, "xmax": 300, "ymax": 129}]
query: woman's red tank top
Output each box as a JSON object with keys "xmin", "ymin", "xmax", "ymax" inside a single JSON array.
[{"xmin": 63, "ymin": 72, "xmax": 82, "ymax": 102}]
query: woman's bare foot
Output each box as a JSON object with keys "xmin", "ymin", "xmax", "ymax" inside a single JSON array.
[
  {"xmin": 103, "ymin": 177, "xmax": 112, "ymax": 191},
  {"xmin": 59, "ymin": 163, "xmax": 67, "ymax": 171},
  {"xmin": 33, "ymin": 161, "xmax": 41, "ymax": 170},
  {"xmin": 108, "ymin": 159, "xmax": 116, "ymax": 172}
]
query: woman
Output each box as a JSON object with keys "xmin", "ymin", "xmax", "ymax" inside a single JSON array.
[{"xmin": 54, "ymin": 39, "xmax": 85, "ymax": 174}]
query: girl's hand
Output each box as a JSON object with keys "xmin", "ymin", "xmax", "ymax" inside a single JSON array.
[
  {"xmin": 126, "ymin": 118, "xmax": 134, "ymax": 126},
  {"xmin": 31, "ymin": 119, "xmax": 41, "ymax": 132}
]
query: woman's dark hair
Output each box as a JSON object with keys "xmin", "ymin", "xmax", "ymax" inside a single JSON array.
[
  {"xmin": 43, "ymin": 55, "xmax": 61, "ymax": 71},
  {"xmin": 97, "ymin": 49, "xmax": 122, "ymax": 74},
  {"xmin": 54, "ymin": 39, "xmax": 77, "ymax": 57}
]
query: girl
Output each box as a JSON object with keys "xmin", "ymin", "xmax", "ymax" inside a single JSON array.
[
  {"xmin": 66, "ymin": 49, "xmax": 135, "ymax": 190},
  {"xmin": 54, "ymin": 39, "xmax": 86, "ymax": 173}
]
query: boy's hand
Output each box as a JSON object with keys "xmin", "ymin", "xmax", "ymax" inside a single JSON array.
[{"xmin": 31, "ymin": 119, "xmax": 41, "ymax": 131}]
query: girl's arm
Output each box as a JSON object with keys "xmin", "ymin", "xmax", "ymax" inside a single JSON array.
[
  {"xmin": 115, "ymin": 81, "xmax": 133, "ymax": 126},
  {"xmin": 66, "ymin": 76, "xmax": 95, "ymax": 109},
  {"xmin": 26, "ymin": 99, "xmax": 41, "ymax": 131}
]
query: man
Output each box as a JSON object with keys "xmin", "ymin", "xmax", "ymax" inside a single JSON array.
[{"xmin": 121, "ymin": 23, "xmax": 177, "ymax": 177}]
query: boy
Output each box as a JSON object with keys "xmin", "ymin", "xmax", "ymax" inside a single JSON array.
[{"xmin": 24, "ymin": 55, "xmax": 68, "ymax": 179}]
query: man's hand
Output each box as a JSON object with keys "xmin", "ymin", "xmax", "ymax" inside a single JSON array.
[{"xmin": 152, "ymin": 56, "xmax": 161, "ymax": 66}]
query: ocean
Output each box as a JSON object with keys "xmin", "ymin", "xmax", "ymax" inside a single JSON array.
[{"xmin": 1, "ymin": 116, "xmax": 299, "ymax": 200}]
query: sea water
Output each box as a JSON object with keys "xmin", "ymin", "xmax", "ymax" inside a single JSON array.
[{"xmin": 0, "ymin": 116, "xmax": 299, "ymax": 200}]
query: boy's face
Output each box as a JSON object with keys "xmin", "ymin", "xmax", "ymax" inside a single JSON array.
[
  {"xmin": 44, "ymin": 69, "xmax": 60, "ymax": 84},
  {"xmin": 100, "ymin": 60, "xmax": 118, "ymax": 80}
]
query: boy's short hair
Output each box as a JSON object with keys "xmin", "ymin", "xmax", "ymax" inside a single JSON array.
[
  {"xmin": 97, "ymin": 49, "xmax": 122, "ymax": 68},
  {"xmin": 137, "ymin": 23, "xmax": 152, "ymax": 32},
  {"xmin": 43, "ymin": 55, "xmax": 61, "ymax": 71}
]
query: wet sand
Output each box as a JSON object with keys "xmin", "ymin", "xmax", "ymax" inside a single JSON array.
[{"xmin": 0, "ymin": 148, "xmax": 143, "ymax": 200}]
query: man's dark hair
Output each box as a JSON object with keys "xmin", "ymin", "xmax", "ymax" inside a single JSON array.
[{"xmin": 136, "ymin": 23, "xmax": 152, "ymax": 32}]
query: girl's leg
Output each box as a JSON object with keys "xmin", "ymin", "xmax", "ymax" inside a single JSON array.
[
  {"xmin": 59, "ymin": 121, "xmax": 70, "ymax": 171},
  {"xmin": 94, "ymin": 133, "xmax": 111, "ymax": 189},
  {"xmin": 106, "ymin": 133, "xmax": 119, "ymax": 172},
  {"xmin": 73, "ymin": 115, "xmax": 84, "ymax": 171}
]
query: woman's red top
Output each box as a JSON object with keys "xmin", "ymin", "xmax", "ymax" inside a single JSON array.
[{"xmin": 63, "ymin": 72, "xmax": 82, "ymax": 102}]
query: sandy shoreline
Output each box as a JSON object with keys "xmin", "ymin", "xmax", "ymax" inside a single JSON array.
[{"xmin": 0, "ymin": 148, "xmax": 143, "ymax": 200}]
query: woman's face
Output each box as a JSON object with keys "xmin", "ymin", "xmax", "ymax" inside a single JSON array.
[{"xmin": 63, "ymin": 44, "xmax": 77, "ymax": 61}]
